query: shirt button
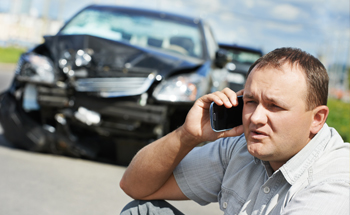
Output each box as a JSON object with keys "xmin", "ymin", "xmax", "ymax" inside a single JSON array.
[
  {"xmin": 263, "ymin": 186, "xmax": 270, "ymax": 194},
  {"xmin": 223, "ymin": 202, "xmax": 228, "ymax": 209}
]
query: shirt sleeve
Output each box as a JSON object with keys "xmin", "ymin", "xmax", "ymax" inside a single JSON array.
[
  {"xmin": 173, "ymin": 135, "xmax": 245, "ymax": 205},
  {"xmin": 280, "ymin": 180, "xmax": 350, "ymax": 215}
]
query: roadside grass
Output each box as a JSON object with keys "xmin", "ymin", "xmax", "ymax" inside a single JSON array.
[
  {"xmin": 327, "ymin": 98, "xmax": 350, "ymax": 142},
  {"xmin": 0, "ymin": 46, "xmax": 26, "ymax": 63}
]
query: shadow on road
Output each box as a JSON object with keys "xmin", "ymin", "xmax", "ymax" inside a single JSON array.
[
  {"xmin": 0, "ymin": 123, "xmax": 131, "ymax": 166},
  {"xmin": 0, "ymin": 135, "xmax": 13, "ymax": 148}
]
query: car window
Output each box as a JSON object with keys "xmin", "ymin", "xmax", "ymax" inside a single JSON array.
[
  {"xmin": 226, "ymin": 50, "xmax": 261, "ymax": 64},
  {"xmin": 60, "ymin": 8, "xmax": 203, "ymax": 59}
]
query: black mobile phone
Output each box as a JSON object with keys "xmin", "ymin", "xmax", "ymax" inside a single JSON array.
[{"xmin": 210, "ymin": 95, "xmax": 243, "ymax": 132}]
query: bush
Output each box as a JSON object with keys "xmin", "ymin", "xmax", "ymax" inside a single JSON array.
[
  {"xmin": 326, "ymin": 98, "xmax": 350, "ymax": 142},
  {"xmin": 0, "ymin": 46, "xmax": 26, "ymax": 63}
]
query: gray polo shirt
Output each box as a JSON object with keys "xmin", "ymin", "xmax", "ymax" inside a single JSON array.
[{"xmin": 174, "ymin": 124, "xmax": 350, "ymax": 214}]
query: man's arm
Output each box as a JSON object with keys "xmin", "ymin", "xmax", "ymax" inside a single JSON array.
[
  {"xmin": 120, "ymin": 128, "xmax": 194, "ymax": 200},
  {"xmin": 119, "ymin": 88, "xmax": 244, "ymax": 200}
]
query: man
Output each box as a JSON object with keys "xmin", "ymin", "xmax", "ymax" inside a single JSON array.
[{"xmin": 120, "ymin": 47, "xmax": 349, "ymax": 214}]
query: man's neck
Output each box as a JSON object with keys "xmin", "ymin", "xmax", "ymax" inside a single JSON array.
[{"xmin": 269, "ymin": 161, "xmax": 285, "ymax": 172}]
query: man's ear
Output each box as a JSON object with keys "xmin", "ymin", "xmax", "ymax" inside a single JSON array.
[{"xmin": 310, "ymin": 105, "xmax": 329, "ymax": 135}]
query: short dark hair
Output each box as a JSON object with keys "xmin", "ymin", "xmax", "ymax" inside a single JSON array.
[{"xmin": 247, "ymin": 47, "xmax": 329, "ymax": 110}]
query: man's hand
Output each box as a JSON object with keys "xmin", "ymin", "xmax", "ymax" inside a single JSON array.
[
  {"xmin": 120, "ymin": 88, "xmax": 244, "ymax": 201},
  {"xmin": 179, "ymin": 87, "xmax": 244, "ymax": 147}
]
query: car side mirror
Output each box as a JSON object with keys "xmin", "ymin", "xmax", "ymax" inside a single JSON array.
[{"xmin": 214, "ymin": 49, "xmax": 231, "ymax": 68}]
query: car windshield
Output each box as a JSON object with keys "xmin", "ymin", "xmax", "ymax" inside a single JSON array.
[
  {"xmin": 226, "ymin": 50, "xmax": 261, "ymax": 64},
  {"xmin": 60, "ymin": 8, "xmax": 203, "ymax": 59}
]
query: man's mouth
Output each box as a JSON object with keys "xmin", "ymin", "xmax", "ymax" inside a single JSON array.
[{"xmin": 250, "ymin": 129, "xmax": 268, "ymax": 138}]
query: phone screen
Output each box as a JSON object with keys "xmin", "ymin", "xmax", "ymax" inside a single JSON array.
[{"xmin": 210, "ymin": 96, "xmax": 243, "ymax": 132}]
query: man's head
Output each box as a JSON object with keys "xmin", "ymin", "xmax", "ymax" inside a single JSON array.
[
  {"xmin": 247, "ymin": 47, "xmax": 329, "ymax": 110},
  {"xmin": 242, "ymin": 47, "xmax": 329, "ymax": 170}
]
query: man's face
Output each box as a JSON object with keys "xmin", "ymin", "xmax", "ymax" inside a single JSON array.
[{"xmin": 243, "ymin": 63, "xmax": 314, "ymax": 170}]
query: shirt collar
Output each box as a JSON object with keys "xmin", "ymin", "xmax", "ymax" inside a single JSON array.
[{"xmin": 279, "ymin": 123, "xmax": 331, "ymax": 185}]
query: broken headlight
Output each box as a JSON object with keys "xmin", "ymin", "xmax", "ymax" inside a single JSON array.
[
  {"xmin": 17, "ymin": 53, "xmax": 56, "ymax": 84},
  {"xmin": 152, "ymin": 73, "xmax": 208, "ymax": 102}
]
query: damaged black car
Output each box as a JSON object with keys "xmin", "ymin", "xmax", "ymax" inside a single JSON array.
[{"xmin": 0, "ymin": 5, "xmax": 229, "ymax": 164}]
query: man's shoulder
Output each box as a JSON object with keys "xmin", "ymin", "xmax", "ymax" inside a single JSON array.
[
  {"xmin": 195, "ymin": 134, "xmax": 250, "ymax": 168},
  {"xmin": 311, "ymin": 129, "xmax": 349, "ymax": 184},
  {"xmin": 282, "ymin": 124, "xmax": 348, "ymax": 187},
  {"xmin": 221, "ymin": 134, "xmax": 247, "ymax": 147},
  {"xmin": 219, "ymin": 134, "xmax": 248, "ymax": 155},
  {"xmin": 316, "ymin": 142, "xmax": 349, "ymax": 173}
]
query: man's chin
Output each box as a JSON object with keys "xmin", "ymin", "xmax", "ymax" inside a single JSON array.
[{"xmin": 247, "ymin": 143, "xmax": 271, "ymax": 160}]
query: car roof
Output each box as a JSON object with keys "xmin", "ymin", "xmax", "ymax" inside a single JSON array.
[
  {"xmin": 219, "ymin": 43, "xmax": 263, "ymax": 56},
  {"xmin": 84, "ymin": 4, "xmax": 202, "ymax": 26}
]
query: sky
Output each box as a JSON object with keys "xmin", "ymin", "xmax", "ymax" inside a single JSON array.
[{"xmin": 1, "ymin": 0, "xmax": 349, "ymax": 68}]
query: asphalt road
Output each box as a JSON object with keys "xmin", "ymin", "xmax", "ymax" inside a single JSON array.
[
  {"xmin": 0, "ymin": 63, "xmax": 15, "ymax": 92},
  {"xmin": 0, "ymin": 64, "xmax": 222, "ymax": 214}
]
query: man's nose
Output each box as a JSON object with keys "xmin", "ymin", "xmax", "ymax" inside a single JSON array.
[{"xmin": 250, "ymin": 104, "xmax": 268, "ymax": 125}]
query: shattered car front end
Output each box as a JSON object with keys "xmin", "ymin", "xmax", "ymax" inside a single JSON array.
[{"xmin": 0, "ymin": 5, "xmax": 229, "ymax": 164}]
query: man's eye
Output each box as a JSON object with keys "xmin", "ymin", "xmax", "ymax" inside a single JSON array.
[
  {"xmin": 271, "ymin": 104, "xmax": 284, "ymax": 110},
  {"xmin": 245, "ymin": 100, "xmax": 256, "ymax": 105}
]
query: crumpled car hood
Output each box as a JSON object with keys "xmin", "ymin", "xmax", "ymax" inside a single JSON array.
[{"xmin": 44, "ymin": 34, "xmax": 204, "ymax": 79}]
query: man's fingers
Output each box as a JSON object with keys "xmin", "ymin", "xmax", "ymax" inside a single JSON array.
[
  {"xmin": 221, "ymin": 88, "xmax": 239, "ymax": 106},
  {"xmin": 198, "ymin": 93, "xmax": 224, "ymax": 107},
  {"xmin": 222, "ymin": 125, "xmax": 244, "ymax": 138},
  {"xmin": 198, "ymin": 88, "xmax": 243, "ymax": 109},
  {"xmin": 236, "ymin": 89, "xmax": 244, "ymax": 97}
]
